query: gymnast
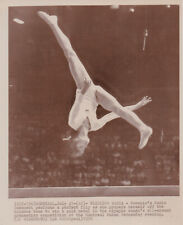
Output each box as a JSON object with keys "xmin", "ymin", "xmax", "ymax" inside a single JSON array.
[{"xmin": 38, "ymin": 11, "xmax": 153, "ymax": 157}]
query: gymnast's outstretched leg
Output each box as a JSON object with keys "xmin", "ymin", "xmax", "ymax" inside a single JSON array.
[
  {"xmin": 38, "ymin": 11, "xmax": 92, "ymax": 92},
  {"xmin": 96, "ymin": 86, "xmax": 152, "ymax": 149}
]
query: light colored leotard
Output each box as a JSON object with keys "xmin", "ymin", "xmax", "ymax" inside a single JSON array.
[{"xmin": 68, "ymin": 84, "xmax": 99, "ymax": 131}]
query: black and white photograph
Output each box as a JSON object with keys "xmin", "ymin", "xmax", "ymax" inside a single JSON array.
[{"xmin": 8, "ymin": 4, "xmax": 179, "ymax": 198}]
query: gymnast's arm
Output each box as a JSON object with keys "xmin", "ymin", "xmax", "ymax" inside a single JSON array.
[
  {"xmin": 91, "ymin": 112, "xmax": 120, "ymax": 131},
  {"xmin": 126, "ymin": 96, "xmax": 152, "ymax": 111}
]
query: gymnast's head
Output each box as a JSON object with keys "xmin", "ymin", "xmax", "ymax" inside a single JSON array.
[
  {"xmin": 70, "ymin": 136, "xmax": 90, "ymax": 157},
  {"xmin": 63, "ymin": 127, "xmax": 90, "ymax": 158}
]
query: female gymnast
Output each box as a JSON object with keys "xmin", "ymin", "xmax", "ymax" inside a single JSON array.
[{"xmin": 38, "ymin": 11, "xmax": 153, "ymax": 157}]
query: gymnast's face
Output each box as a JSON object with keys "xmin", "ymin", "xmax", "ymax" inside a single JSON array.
[{"xmin": 71, "ymin": 136, "xmax": 89, "ymax": 157}]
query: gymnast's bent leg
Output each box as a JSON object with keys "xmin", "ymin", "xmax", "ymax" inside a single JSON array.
[
  {"xmin": 94, "ymin": 96, "xmax": 152, "ymax": 131},
  {"xmin": 38, "ymin": 11, "xmax": 93, "ymax": 92},
  {"xmin": 96, "ymin": 86, "xmax": 152, "ymax": 149}
]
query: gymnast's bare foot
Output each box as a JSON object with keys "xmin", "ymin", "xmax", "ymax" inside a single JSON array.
[
  {"xmin": 138, "ymin": 126, "xmax": 153, "ymax": 149},
  {"xmin": 38, "ymin": 11, "xmax": 58, "ymax": 25}
]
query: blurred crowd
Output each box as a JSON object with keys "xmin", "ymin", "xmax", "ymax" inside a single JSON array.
[{"xmin": 9, "ymin": 117, "xmax": 179, "ymax": 188}]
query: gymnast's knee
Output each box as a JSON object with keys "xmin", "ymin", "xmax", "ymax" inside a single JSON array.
[{"xmin": 64, "ymin": 48, "xmax": 77, "ymax": 61}]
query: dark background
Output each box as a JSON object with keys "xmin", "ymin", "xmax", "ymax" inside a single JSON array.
[{"xmin": 9, "ymin": 5, "xmax": 179, "ymax": 188}]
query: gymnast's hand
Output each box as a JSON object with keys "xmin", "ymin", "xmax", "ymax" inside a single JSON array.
[{"xmin": 138, "ymin": 96, "xmax": 152, "ymax": 107}]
